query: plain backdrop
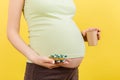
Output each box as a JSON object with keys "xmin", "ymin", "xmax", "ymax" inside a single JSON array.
[{"xmin": 0, "ymin": 0, "xmax": 120, "ymax": 80}]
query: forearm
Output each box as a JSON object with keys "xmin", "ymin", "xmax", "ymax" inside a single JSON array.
[{"xmin": 7, "ymin": 29, "xmax": 38, "ymax": 61}]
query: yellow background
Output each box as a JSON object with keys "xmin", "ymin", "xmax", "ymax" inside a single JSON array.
[{"xmin": 0, "ymin": 0, "xmax": 120, "ymax": 80}]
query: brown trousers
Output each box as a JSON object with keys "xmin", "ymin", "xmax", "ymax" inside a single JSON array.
[{"xmin": 24, "ymin": 63, "xmax": 78, "ymax": 80}]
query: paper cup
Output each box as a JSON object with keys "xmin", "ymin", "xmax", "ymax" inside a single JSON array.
[{"xmin": 87, "ymin": 30, "xmax": 98, "ymax": 46}]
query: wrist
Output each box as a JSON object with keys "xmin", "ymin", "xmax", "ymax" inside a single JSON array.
[{"xmin": 27, "ymin": 53, "xmax": 39, "ymax": 63}]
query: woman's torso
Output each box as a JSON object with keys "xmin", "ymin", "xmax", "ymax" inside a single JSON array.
[{"xmin": 23, "ymin": 0, "xmax": 85, "ymax": 63}]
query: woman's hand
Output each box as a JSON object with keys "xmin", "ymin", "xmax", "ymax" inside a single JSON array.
[
  {"xmin": 81, "ymin": 27, "xmax": 101, "ymax": 42},
  {"xmin": 31, "ymin": 55, "xmax": 58, "ymax": 69},
  {"xmin": 31, "ymin": 55, "xmax": 69, "ymax": 69}
]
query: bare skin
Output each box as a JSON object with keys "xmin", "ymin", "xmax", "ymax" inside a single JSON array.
[
  {"xmin": 55, "ymin": 57, "xmax": 83, "ymax": 68},
  {"xmin": 7, "ymin": 0, "xmax": 100, "ymax": 69}
]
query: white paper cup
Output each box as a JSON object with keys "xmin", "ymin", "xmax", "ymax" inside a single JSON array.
[{"xmin": 87, "ymin": 30, "xmax": 98, "ymax": 46}]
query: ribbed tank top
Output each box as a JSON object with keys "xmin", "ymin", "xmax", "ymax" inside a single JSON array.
[{"xmin": 23, "ymin": 0, "xmax": 85, "ymax": 62}]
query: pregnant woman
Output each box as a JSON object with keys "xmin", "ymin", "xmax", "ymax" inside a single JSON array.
[{"xmin": 7, "ymin": 0, "xmax": 100, "ymax": 80}]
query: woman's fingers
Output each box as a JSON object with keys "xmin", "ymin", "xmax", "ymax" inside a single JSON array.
[
  {"xmin": 97, "ymin": 32, "xmax": 100, "ymax": 40},
  {"xmin": 33, "ymin": 56, "xmax": 60, "ymax": 69},
  {"xmin": 43, "ymin": 57, "xmax": 55, "ymax": 64},
  {"xmin": 93, "ymin": 28, "xmax": 101, "ymax": 40},
  {"xmin": 41, "ymin": 62, "xmax": 59, "ymax": 69},
  {"xmin": 40, "ymin": 58, "xmax": 60, "ymax": 69},
  {"xmin": 97, "ymin": 28, "xmax": 101, "ymax": 32}
]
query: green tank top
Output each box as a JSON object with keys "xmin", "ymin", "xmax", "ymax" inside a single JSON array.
[{"xmin": 23, "ymin": 0, "xmax": 85, "ymax": 62}]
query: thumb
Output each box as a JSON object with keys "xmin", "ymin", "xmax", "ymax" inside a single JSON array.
[
  {"xmin": 82, "ymin": 31, "xmax": 86, "ymax": 37},
  {"xmin": 44, "ymin": 57, "xmax": 55, "ymax": 64}
]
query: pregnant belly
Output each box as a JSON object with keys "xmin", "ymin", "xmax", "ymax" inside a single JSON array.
[
  {"xmin": 29, "ymin": 19, "xmax": 85, "ymax": 59},
  {"xmin": 58, "ymin": 57, "xmax": 84, "ymax": 68}
]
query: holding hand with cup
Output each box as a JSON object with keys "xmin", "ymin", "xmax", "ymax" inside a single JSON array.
[{"xmin": 82, "ymin": 27, "xmax": 101, "ymax": 46}]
